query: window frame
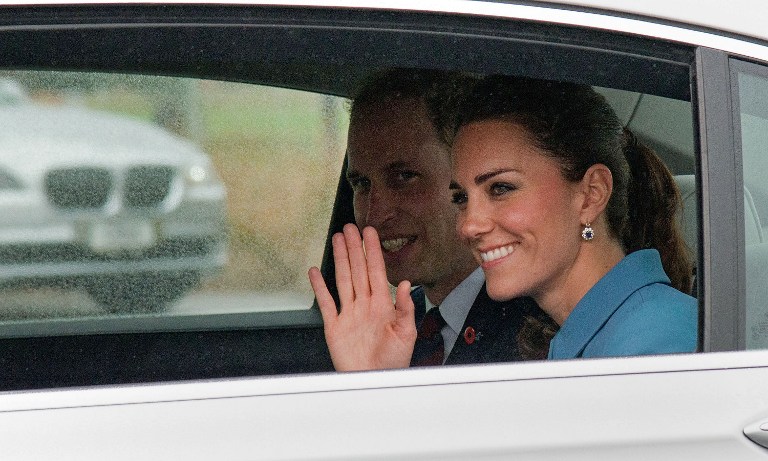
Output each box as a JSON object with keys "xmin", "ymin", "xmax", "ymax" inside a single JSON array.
[
  {"xmin": 0, "ymin": 4, "xmax": 720, "ymax": 390},
  {"xmin": 695, "ymin": 47, "xmax": 743, "ymax": 352}
]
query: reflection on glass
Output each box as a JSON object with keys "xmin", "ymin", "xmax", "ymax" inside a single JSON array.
[
  {"xmin": 0, "ymin": 71, "xmax": 347, "ymax": 328},
  {"xmin": 738, "ymin": 71, "xmax": 768, "ymax": 350}
]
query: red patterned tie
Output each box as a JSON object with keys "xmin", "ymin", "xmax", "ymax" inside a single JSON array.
[{"xmin": 410, "ymin": 307, "xmax": 446, "ymax": 367}]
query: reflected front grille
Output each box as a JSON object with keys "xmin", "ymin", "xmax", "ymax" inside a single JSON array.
[
  {"xmin": 45, "ymin": 166, "xmax": 176, "ymax": 210},
  {"xmin": 125, "ymin": 166, "xmax": 174, "ymax": 208},
  {"xmin": 46, "ymin": 168, "xmax": 112, "ymax": 209}
]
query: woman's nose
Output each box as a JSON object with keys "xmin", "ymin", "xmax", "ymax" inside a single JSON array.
[{"xmin": 457, "ymin": 197, "xmax": 492, "ymax": 240}]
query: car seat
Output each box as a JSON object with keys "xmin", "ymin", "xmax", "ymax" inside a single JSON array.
[
  {"xmin": 674, "ymin": 174, "xmax": 763, "ymax": 254},
  {"xmin": 675, "ymin": 174, "xmax": 768, "ymax": 348}
]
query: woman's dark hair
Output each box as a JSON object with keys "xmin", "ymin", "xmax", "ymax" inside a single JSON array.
[
  {"xmin": 436, "ymin": 75, "xmax": 693, "ymax": 358},
  {"xmin": 441, "ymin": 75, "xmax": 691, "ymax": 292}
]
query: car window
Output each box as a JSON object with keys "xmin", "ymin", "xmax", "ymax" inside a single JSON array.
[
  {"xmin": 0, "ymin": 69, "xmax": 698, "ymax": 341},
  {"xmin": 0, "ymin": 70, "xmax": 347, "ymax": 335},
  {"xmin": 733, "ymin": 63, "xmax": 768, "ymax": 350}
]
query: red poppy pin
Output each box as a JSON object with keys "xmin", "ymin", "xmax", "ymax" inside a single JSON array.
[{"xmin": 463, "ymin": 326, "xmax": 477, "ymax": 345}]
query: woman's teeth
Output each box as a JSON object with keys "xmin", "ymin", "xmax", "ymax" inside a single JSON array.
[{"xmin": 481, "ymin": 245, "xmax": 514, "ymax": 262}]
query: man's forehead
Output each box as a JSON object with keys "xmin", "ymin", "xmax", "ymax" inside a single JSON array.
[
  {"xmin": 348, "ymin": 97, "xmax": 432, "ymax": 141},
  {"xmin": 346, "ymin": 136, "xmax": 450, "ymax": 177},
  {"xmin": 345, "ymin": 96, "xmax": 447, "ymax": 174}
]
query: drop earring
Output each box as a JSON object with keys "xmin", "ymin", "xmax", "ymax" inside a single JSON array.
[{"xmin": 581, "ymin": 222, "xmax": 594, "ymax": 241}]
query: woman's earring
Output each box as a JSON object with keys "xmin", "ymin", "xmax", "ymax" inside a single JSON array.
[{"xmin": 581, "ymin": 222, "xmax": 595, "ymax": 241}]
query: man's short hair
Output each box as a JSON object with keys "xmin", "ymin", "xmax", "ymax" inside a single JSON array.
[
  {"xmin": 350, "ymin": 68, "xmax": 446, "ymax": 112},
  {"xmin": 350, "ymin": 68, "xmax": 477, "ymax": 143}
]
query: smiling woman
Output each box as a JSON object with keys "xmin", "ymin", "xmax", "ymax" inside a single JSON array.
[{"xmin": 448, "ymin": 75, "xmax": 697, "ymax": 358}]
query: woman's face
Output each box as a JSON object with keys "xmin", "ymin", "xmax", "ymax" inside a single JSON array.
[{"xmin": 450, "ymin": 120, "xmax": 586, "ymax": 303}]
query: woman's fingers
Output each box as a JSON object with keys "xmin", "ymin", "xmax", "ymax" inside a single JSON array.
[
  {"xmin": 308, "ymin": 266, "xmax": 338, "ymax": 328},
  {"xmin": 343, "ymin": 223, "xmax": 371, "ymax": 299}
]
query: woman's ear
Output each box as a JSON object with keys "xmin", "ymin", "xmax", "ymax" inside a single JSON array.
[{"xmin": 579, "ymin": 163, "xmax": 613, "ymax": 223}]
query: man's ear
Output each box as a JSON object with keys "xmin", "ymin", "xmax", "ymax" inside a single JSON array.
[{"xmin": 579, "ymin": 163, "xmax": 613, "ymax": 223}]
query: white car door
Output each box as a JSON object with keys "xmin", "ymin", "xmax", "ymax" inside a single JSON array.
[{"xmin": 1, "ymin": 352, "xmax": 767, "ymax": 460}]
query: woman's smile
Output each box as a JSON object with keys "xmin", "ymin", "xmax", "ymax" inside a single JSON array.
[
  {"xmin": 479, "ymin": 244, "xmax": 516, "ymax": 263},
  {"xmin": 452, "ymin": 119, "xmax": 587, "ymax": 305}
]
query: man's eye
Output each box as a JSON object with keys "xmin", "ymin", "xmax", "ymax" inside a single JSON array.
[
  {"xmin": 348, "ymin": 178, "xmax": 370, "ymax": 192},
  {"xmin": 451, "ymin": 191, "xmax": 467, "ymax": 205},
  {"xmin": 395, "ymin": 171, "xmax": 419, "ymax": 182},
  {"xmin": 386, "ymin": 170, "xmax": 419, "ymax": 189}
]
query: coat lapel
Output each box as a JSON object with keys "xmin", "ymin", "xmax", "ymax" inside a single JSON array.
[{"xmin": 445, "ymin": 285, "xmax": 538, "ymax": 365}]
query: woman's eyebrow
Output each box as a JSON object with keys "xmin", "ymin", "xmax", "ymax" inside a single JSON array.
[
  {"xmin": 475, "ymin": 168, "xmax": 515, "ymax": 185},
  {"xmin": 449, "ymin": 181, "xmax": 461, "ymax": 190}
]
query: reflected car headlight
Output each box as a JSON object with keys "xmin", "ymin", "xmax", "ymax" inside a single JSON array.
[{"xmin": 184, "ymin": 163, "xmax": 219, "ymax": 186}]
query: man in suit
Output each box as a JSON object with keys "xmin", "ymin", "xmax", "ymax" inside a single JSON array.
[{"xmin": 335, "ymin": 69, "xmax": 553, "ymax": 367}]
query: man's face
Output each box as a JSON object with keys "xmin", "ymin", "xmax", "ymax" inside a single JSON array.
[{"xmin": 346, "ymin": 97, "xmax": 474, "ymax": 288}]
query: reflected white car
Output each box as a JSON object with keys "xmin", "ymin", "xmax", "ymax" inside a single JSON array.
[{"xmin": 0, "ymin": 92, "xmax": 227, "ymax": 311}]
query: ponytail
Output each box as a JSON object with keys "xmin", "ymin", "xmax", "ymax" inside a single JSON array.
[
  {"xmin": 622, "ymin": 128, "xmax": 692, "ymax": 293},
  {"xmin": 441, "ymin": 74, "xmax": 695, "ymax": 337}
]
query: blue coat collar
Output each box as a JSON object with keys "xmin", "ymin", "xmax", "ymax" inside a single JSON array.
[{"xmin": 548, "ymin": 249, "xmax": 670, "ymax": 359}]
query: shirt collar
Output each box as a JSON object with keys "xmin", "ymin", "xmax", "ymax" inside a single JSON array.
[
  {"xmin": 425, "ymin": 267, "xmax": 485, "ymax": 336},
  {"xmin": 548, "ymin": 249, "xmax": 670, "ymax": 360}
]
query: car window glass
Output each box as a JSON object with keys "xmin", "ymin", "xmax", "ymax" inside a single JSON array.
[
  {"xmin": 735, "ymin": 69, "xmax": 768, "ymax": 349},
  {"xmin": 0, "ymin": 70, "xmax": 347, "ymax": 334}
]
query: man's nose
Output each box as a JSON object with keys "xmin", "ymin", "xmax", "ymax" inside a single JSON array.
[{"xmin": 363, "ymin": 186, "xmax": 397, "ymax": 228}]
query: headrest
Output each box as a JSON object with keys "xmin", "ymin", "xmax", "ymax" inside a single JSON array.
[
  {"xmin": 674, "ymin": 175, "xmax": 697, "ymax": 258},
  {"xmin": 674, "ymin": 174, "xmax": 763, "ymax": 257}
]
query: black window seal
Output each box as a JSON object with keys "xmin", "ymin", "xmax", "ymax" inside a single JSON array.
[{"xmin": 694, "ymin": 47, "xmax": 743, "ymax": 352}]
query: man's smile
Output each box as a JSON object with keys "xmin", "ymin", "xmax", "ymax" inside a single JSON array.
[{"xmin": 381, "ymin": 236, "xmax": 417, "ymax": 252}]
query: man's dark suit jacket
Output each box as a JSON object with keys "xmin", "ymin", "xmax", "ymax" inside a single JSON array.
[{"xmin": 410, "ymin": 284, "xmax": 545, "ymax": 365}]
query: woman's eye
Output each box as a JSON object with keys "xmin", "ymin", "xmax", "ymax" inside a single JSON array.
[
  {"xmin": 490, "ymin": 182, "xmax": 515, "ymax": 196},
  {"xmin": 396, "ymin": 171, "xmax": 418, "ymax": 182}
]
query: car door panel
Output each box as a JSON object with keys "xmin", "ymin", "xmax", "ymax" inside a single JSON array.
[{"xmin": 1, "ymin": 352, "xmax": 767, "ymax": 460}]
